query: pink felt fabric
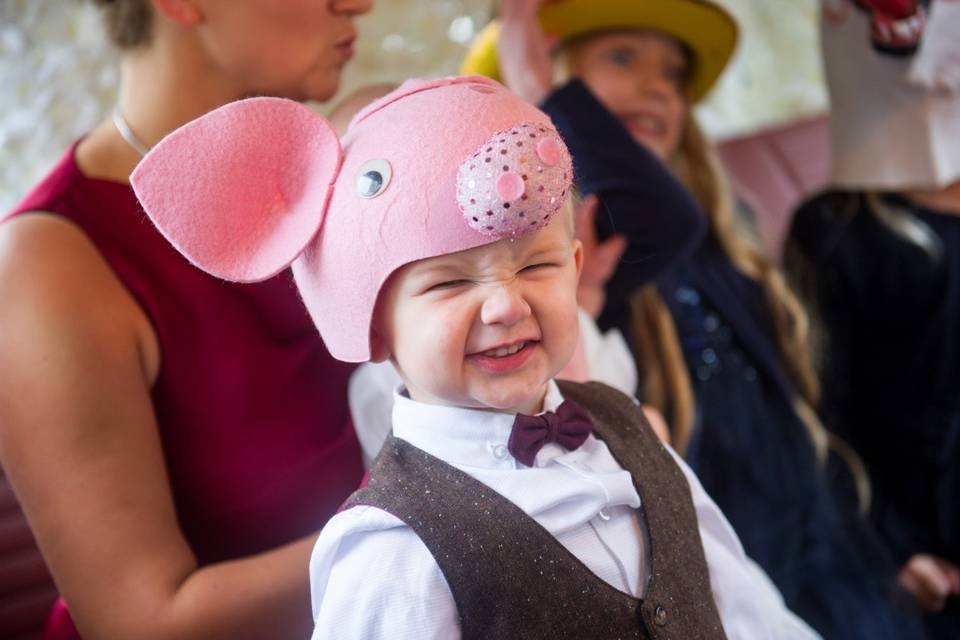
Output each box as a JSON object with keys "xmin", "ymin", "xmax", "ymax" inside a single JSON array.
[
  {"xmin": 133, "ymin": 76, "xmax": 573, "ymax": 362},
  {"xmin": 131, "ymin": 99, "xmax": 342, "ymax": 283},
  {"xmin": 496, "ymin": 172, "xmax": 526, "ymax": 202},
  {"xmin": 537, "ymin": 137, "xmax": 563, "ymax": 166},
  {"xmin": 457, "ymin": 122, "xmax": 571, "ymax": 237}
]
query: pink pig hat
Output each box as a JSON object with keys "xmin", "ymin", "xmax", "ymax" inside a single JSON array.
[{"xmin": 131, "ymin": 76, "xmax": 573, "ymax": 362}]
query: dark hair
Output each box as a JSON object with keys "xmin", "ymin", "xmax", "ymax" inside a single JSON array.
[{"xmin": 92, "ymin": 0, "xmax": 153, "ymax": 49}]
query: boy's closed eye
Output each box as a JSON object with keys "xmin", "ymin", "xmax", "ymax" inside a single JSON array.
[
  {"xmin": 425, "ymin": 278, "xmax": 472, "ymax": 292},
  {"xmin": 520, "ymin": 262, "xmax": 558, "ymax": 273},
  {"xmin": 422, "ymin": 263, "xmax": 557, "ymax": 293}
]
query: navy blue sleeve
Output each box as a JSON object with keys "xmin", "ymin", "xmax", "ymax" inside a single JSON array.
[{"xmin": 539, "ymin": 79, "xmax": 707, "ymax": 326}]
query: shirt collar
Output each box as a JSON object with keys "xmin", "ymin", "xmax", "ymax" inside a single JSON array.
[{"xmin": 391, "ymin": 380, "xmax": 564, "ymax": 468}]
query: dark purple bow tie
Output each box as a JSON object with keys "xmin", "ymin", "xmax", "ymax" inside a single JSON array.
[{"xmin": 507, "ymin": 400, "xmax": 594, "ymax": 467}]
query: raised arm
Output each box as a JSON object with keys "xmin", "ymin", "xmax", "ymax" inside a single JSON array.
[
  {"xmin": 0, "ymin": 215, "xmax": 316, "ymax": 640},
  {"xmin": 497, "ymin": 2, "xmax": 706, "ymax": 321},
  {"xmin": 540, "ymin": 79, "xmax": 707, "ymax": 301}
]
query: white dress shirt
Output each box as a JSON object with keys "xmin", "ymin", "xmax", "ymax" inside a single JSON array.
[{"xmin": 311, "ymin": 381, "xmax": 820, "ymax": 640}]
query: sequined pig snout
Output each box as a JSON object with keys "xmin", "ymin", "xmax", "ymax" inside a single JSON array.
[{"xmin": 457, "ymin": 122, "xmax": 572, "ymax": 237}]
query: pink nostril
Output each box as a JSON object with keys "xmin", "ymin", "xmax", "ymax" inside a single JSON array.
[
  {"xmin": 496, "ymin": 172, "xmax": 526, "ymax": 202},
  {"xmin": 536, "ymin": 137, "xmax": 563, "ymax": 166}
]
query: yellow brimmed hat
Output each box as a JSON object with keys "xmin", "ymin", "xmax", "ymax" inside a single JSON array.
[{"xmin": 461, "ymin": 0, "xmax": 738, "ymax": 103}]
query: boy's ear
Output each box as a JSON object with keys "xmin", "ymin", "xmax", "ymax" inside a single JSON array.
[
  {"xmin": 131, "ymin": 97, "xmax": 342, "ymax": 282},
  {"xmin": 572, "ymin": 238, "xmax": 584, "ymax": 282}
]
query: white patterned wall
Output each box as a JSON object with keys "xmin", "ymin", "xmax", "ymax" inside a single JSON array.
[
  {"xmin": 0, "ymin": 0, "xmax": 827, "ymax": 213},
  {"xmin": 698, "ymin": 0, "xmax": 828, "ymax": 140}
]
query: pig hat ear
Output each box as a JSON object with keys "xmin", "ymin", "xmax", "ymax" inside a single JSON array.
[{"xmin": 131, "ymin": 97, "xmax": 342, "ymax": 282}]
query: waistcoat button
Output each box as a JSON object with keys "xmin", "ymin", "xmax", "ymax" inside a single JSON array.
[{"xmin": 653, "ymin": 606, "xmax": 667, "ymax": 627}]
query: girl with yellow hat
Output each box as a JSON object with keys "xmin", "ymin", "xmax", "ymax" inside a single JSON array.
[{"xmin": 473, "ymin": 1, "xmax": 928, "ymax": 638}]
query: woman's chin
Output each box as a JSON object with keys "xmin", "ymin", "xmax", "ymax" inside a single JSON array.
[{"xmin": 297, "ymin": 68, "xmax": 344, "ymax": 103}]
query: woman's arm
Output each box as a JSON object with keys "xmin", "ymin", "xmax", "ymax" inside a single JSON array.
[{"xmin": 0, "ymin": 215, "xmax": 315, "ymax": 640}]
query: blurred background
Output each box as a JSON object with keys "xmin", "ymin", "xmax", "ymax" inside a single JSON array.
[{"xmin": 1, "ymin": 0, "xmax": 830, "ymax": 256}]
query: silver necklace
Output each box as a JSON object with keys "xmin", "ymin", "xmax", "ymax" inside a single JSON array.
[{"xmin": 111, "ymin": 106, "xmax": 151, "ymax": 157}]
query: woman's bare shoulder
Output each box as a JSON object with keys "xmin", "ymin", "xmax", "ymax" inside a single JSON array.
[{"xmin": 0, "ymin": 212, "xmax": 159, "ymax": 383}]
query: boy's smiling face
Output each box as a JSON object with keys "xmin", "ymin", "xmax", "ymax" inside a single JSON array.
[{"xmin": 372, "ymin": 211, "xmax": 582, "ymax": 416}]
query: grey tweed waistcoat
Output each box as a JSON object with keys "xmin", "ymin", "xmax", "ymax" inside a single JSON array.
[{"xmin": 343, "ymin": 380, "xmax": 727, "ymax": 639}]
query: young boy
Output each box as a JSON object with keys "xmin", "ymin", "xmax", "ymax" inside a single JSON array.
[{"xmin": 130, "ymin": 76, "xmax": 818, "ymax": 639}]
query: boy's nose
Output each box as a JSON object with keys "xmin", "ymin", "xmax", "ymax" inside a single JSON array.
[{"xmin": 480, "ymin": 282, "xmax": 531, "ymax": 326}]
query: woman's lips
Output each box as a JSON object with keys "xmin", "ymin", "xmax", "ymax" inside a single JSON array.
[
  {"xmin": 467, "ymin": 340, "xmax": 539, "ymax": 374},
  {"xmin": 336, "ymin": 38, "xmax": 355, "ymax": 62}
]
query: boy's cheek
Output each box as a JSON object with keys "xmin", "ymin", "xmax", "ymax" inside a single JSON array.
[{"xmin": 551, "ymin": 270, "xmax": 582, "ymax": 309}]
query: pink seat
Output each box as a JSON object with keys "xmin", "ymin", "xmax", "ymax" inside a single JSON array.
[{"xmin": 717, "ymin": 114, "xmax": 832, "ymax": 261}]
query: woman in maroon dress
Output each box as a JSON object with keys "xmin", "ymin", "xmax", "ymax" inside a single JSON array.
[{"xmin": 0, "ymin": 1, "xmax": 372, "ymax": 638}]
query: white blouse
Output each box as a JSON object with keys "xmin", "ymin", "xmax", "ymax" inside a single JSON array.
[{"xmin": 310, "ymin": 381, "xmax": 820, "ymax": 640}]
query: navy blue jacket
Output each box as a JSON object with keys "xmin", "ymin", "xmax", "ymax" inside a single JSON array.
[{"xmin": 540, "ymin": 79, "xmax": 707, "ymax": 302}]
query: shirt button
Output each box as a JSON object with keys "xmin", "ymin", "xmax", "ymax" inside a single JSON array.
[
  {"xmin": 597, "ymin": 508, "xmax": 611, "ymax": 521},
  {"xmin": 491, "ymin": 444, "xmax": 509, "ymax": 460},
  {"xmin": 654, "ymin": 606, "xmax": 668, "ymax": 627}
]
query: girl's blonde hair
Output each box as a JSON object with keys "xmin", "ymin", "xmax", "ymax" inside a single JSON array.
[{"xmin": 630, "ymin": 113, "xmax": 829, "ymax": 463}]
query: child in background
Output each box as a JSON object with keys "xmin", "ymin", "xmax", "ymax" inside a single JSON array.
[
  {"xmin": 480, "ymin": 1, "xmax": 928, "ymax": 638},
  {"xmin": 130, "ymin": 76, "xmax": 818, "ymax": 639}
]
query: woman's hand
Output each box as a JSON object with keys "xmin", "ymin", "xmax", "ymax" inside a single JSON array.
[
  {"xmin": 898, "ymin": 553, "xmax": 960, "ymax": 612},
  {"xmin": 497, "ymin": 0, "xmax": 560, "ymax": 104},
  {"xmin": 575, "ymin": 195, "xmax": 628, "ymax": 318}
]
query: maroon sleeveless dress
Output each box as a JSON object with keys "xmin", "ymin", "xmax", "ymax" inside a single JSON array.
[{"xmin": 4, "ymin": 143, "xmax": 364, "ymax": 638}]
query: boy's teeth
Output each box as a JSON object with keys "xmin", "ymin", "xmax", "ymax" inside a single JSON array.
[{"xmin": 483, "ymin": 342, "xmax": 525, "ymax": 358}]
